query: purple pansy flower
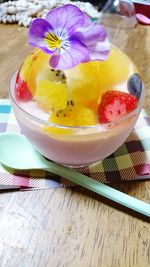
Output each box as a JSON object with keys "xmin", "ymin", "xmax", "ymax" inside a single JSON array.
[{"xmin": 28, "ymin": 4, "xmax": 110, "ymax": 70}]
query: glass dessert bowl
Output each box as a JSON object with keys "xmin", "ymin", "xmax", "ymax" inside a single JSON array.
[{"xmin": 9, "ymin": 45, "xmax": 144, "ymax": 167}]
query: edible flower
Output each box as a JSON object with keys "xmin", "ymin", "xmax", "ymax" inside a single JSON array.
[{"xmin": 28, "ymin": 4, "xmax": 110, "ymax": 70}]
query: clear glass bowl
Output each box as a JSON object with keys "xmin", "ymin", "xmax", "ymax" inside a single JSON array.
[
  {"xmin": 9, "ymin": 71, "xmax": 144, "ymax": 167},
  {"xmin": 99, "ymin": 0, "xmax": 137, "ymax": 28}
]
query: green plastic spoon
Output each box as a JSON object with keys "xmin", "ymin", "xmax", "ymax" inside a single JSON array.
[{"xmin": 0, "ymin": 132, "xmax": 149, "ymax": 217}]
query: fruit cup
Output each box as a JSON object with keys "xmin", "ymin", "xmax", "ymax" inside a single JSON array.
[
  {"xmin": 9, "ymin": 66, "xmax": 144, "ymax": 166},
  {"xmin": 9, "ymin": 5, "xmax": 145, "ymax": 166}
]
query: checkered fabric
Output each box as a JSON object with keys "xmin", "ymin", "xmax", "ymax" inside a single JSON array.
[{"xmin": 0, "ymin": 99, "xmax": 150, "ymax": 189}]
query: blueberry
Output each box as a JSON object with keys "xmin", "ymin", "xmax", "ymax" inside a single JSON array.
[{"xmin": 127, "ymin": 73, "xmax": 142, "ymax": 98}]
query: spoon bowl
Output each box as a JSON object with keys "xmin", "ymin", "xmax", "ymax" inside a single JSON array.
[
  {"xmin": 0, "ymin": 133, "xmax": 49, "ymax": 170},
  {"xmin": 0, "ymin": 132, "xmax": 149, "ymax": 217}
]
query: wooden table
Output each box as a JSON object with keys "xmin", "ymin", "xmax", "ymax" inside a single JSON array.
[{"xmin": 0, "ymin": 24, "xmax": 150, "ymax": 267}]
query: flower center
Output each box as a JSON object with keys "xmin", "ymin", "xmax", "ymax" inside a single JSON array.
[{"xmin": 45, "ymin": 32, "xmax": 62, "ymax": 50}]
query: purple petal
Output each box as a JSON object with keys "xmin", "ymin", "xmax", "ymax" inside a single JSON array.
[
  {"xmin": 88, "ymin": 39, "xmax": 110, "ymax": 61},
  {"xmin": 77, "ymin": 22, "xmax": 107, "ymax": 45},
  {"xmin": 74, "ymin": 21, "xmax": 110, "ymax": 61},
  {"xmin": 46, "ymin": 4, "xmax": 85, "ymax": 37},
  {"xmin": 49, "ymin": 40, "xmax": 89, "ymax": 70},
  {"xmin": 28, "ymin": 18, "xmax": 55, "ymax": 54}
]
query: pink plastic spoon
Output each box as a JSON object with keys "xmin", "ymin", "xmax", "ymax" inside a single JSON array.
[{"xmin": 136, "ymin": 13, "xmax": 150, "ymax": 25}]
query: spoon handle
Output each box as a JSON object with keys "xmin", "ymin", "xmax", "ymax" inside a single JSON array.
[{"xmin": 44, "ymin": 163, "xmax": 150, "ymax": 217}]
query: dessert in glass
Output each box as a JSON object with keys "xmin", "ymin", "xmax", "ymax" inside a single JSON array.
[{"xmin": 9, "ymin": 4, "xmax": 144, "ymax": 166}]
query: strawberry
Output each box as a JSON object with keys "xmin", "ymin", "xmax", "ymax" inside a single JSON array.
[
  {"xmin": 98, "ymin": 90, "xmax": 138, "ymax": 123},
  {"xmin": 15, "ymin": 71, "xmax": 32, "ymax": 102}
]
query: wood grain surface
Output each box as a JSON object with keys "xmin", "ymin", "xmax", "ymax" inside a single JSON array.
[{"xmin": 0, "ymin": 24, "xmax": 150, "ymax": 267}]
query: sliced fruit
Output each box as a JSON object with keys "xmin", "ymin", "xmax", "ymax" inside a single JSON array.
[
  {"xmin": 26, "ymin": 49, "xmax": 50, "ymax": 96},
  {"xmin": 98, "ymin": 90, "xmax": 138, "ymax": 123},
  {"xmin": 96, "ymin": 46, "xmax": 138, "ymax": 90},
  {"xmin": 19, "ymin": 54, "xmax": 33, "ymax": 81},
  {"xmin": 64, "ymin": 47, "xmax": 138, "ymax": 106},
  {"xmin": 49, "ymin": 112, "xmax": 75, "ymax": 127},
  {"xmin": 85, "ymin": 99, "xmax": 99, "ymax": 114},
  {"xmin": 43, "ymin": 104, "xmax": 96, "ymax": 136},
  {"xmin": 127, "ymin": 73, "xmax": 142, "ymax": 98},
  {"xmin": 75, "ymin": 106, "xmax": 97, "ymax": 126},
  {"xmin": 37, "ymin": 68, "xmax": 66, "ymax": 84},
  {"xmin": 48, "ymin": 103, "xmax": 97, "ymax": 127},
  {"xmin": 17, "ymin": 49, "xmax": 50, "ymax": 97},
  {"xmin": 34, "ymin": 79, "xmax": 68, "ymax": 112},
  {"xmin": 64, "ymin": 61, "xmax": 103, "ymax": 106},
  {"xmin": 15, "ymin": 71, "xmax": 32, "ymax": 102},
  {"xmin": 43, "ymin": 125, "xmax": 73, "ymax": 135}
]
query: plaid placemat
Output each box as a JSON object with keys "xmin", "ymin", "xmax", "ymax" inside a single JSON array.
[{"xmin": 0, "ymin": 99, "xmax": 150, "ymax": 189}]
